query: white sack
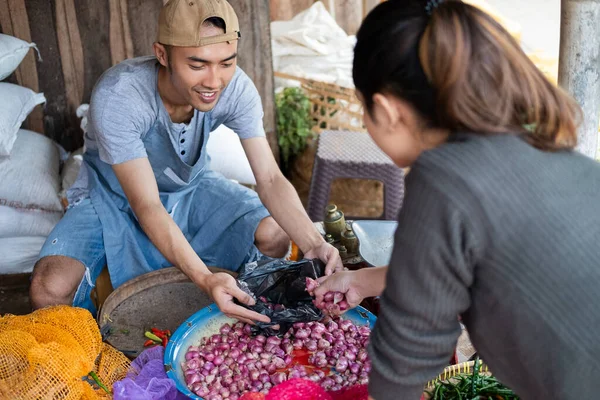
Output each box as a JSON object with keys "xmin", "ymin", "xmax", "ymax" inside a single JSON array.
[
  {"xmin": 0, "ymin": 33, "xmax": 38, "ymax": 81},
  {"xmin": 0, "ymin": 236, "xmax": 46, "ymax": 274}
]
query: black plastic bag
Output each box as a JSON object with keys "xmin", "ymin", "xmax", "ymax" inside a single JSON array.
[{"xmin": 236, "ymin": 258, "xmax": 325, "ymax": 336}]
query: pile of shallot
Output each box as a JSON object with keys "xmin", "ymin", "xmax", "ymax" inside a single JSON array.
[{"xmin": 182, "ymin": 318, "xmax": 371, "ymax": 400}]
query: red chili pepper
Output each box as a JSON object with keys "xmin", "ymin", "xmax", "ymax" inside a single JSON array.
[
  {"xmin": 151, "ymin": 327, "xmax": 167, "ymax": 340},
  {"xmin": 162, "ymin": 336, "xmax": 168, "ymax": 348},
  {"xmin": 144, "ymin": 339, "xmax": 155, "ymax": 347},
  {"xmin": 165, "ymin": 330, "xmax": 171, "ymax": 337}
]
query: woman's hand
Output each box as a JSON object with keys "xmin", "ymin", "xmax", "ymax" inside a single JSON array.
[
  {"xmin": 313, "ymin": 270, "xmax": 366, "ymax": 313},
  {"xmin": 199, "ymin": 272, "xmax": 271, "ymax": 325}
]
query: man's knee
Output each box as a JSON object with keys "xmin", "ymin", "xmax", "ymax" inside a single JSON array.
[
  {"xmin": 255, "ymin": 217, "xmax": 290, "ymax": 258},
  {"xmin": 30, "ymin": 256, "xmax": 85, "ymax": 309}
]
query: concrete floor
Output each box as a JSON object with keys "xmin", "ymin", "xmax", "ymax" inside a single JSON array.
[{"xmin": 0, "ymin": 281, "xmax": 31, "ymax": 316}]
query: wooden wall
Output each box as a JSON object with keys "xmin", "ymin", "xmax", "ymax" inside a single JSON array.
[
  {"xmin": 269, "ymin": 0, "xmax": 383, "ymax": 35},
  {"xmin": 0, "ymin": 0, "xmax": 278, "ymax": 159}
]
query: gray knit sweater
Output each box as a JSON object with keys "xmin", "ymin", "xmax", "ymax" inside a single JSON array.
[{"xmin": 368, "ymin": 133, "xmax": 600, "ymax": 400}]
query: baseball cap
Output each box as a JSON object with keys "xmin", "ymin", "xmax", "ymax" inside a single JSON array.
[{"xmin": 158, "ymin": 0, "xmax": 241, "ymax": 47}]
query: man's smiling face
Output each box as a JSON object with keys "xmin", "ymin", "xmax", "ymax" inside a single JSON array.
[{"xmin": 163, "ymin": 24, "xmax": 238, "ymax": 112}]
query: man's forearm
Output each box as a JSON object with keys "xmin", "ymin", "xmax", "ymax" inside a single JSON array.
[
  {"xmin": 257, "ymin": 174, "xmax": 324, "ymax": 253},
  {"xmin": 136, "ymin": 203, "xmax": 211, "ymax": 285}
]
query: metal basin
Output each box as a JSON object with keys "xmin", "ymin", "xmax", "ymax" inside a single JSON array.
[{"xmin": 352, "ymin": 220, "xmax": 398, "ymax": 267}]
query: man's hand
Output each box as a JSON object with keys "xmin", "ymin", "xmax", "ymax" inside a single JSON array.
[
  {"xmin": 200, "ymin": 272, "xmax": 271, "ymax": 325},
  {"xmin": 313, "ymin": 270, "xmax": 366, "ymax": 313},
  {"xmin": 304, "ymin": 242, "xmax": 343, "ymax": 275}
]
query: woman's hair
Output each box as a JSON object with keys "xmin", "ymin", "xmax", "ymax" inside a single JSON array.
[{"xmin": 353, "ymin": 0, "xmax": 581, "ymax": 151}]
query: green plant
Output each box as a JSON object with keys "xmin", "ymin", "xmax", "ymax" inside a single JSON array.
[{"xmin": 276, "ymin": 87, "xmax": 316, "ymax": 170}]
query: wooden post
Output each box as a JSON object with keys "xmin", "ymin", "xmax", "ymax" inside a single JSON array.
[
  {"xmin": 558, "ymin": 0, "xmax": 600, "ymax": 158},
  {"xmin": 229, "ymin": 0, "xmax": 280, "ymax": 162}
]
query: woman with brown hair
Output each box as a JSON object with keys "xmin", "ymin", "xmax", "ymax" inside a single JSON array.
[{"xmin": 314, "ymin": 0, "xmax": 600, "ymax": 399}]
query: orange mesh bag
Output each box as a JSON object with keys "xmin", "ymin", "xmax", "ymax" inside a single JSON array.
[{"xmin": 0, "ymin": 305, "xmax": 130, "ymax": 399}]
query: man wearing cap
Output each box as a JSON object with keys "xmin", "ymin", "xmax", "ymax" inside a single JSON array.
[{"xmin": 31, "ymin": 0, "xmax": 342, "ymax": 323}]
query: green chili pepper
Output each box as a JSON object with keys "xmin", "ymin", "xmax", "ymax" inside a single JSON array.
[
  {"xmin": 144, "ymin": 331, "xmax": 162, "ymax": 342},
  {"xmin": 89, "ymin": 371, "xmax": 111, "ymax": 394}
]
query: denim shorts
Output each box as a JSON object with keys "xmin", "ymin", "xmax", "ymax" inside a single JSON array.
[{"xmin": 38, "ymin": 196, "xmax": 268, "ymax": 315}]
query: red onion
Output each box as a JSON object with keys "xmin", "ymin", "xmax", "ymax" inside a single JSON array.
[
  {"xmin": 266, "ymin": 336, "xmax": 281, "ymax": 345},
  {"xmin": 305, "ymin": 339, "xmax": 318, "ymax": 352},
  {"xmin": 273, "ymin": 348, "xmax": 286, "ymax": 359},
  {"xmin": 185, "ymin": 369, "xmax": 198, "ymax": 378},
  {"xmin": 339, "ymin": 319, "xmax": 353, "ymax": 331},
  {"xmin": 213, "ymin": 355, "xmax": 224, "ymax": 366},
  {"xmin": 203, "ymin": 361, "xmax": 215, "ymax": 372},
  {"xmin": 255, "ymin": 335, "xmax": 267, "ymax": 344},
  {"xmin": 229, "ymin": 395, "xmax": 239, "ymax": 400},
  {"xmin": 185, "ymin": 351, "xmax": 199, "ymax": 361},
  {"xmin": 204, "ymin": 374, "xmax": 215, "ymax": 384},
  {"xmin": 305, "ymin": 277, "xmax": 319, "ymax": 292},
  {"xmin": 314, "ymin": 357, "xmax": 328, "ymax": 368},
  {"xmin": 243, "ymin": 324, "xmax": 252, "ymax": 335},
  {"xmin": 252, "ymin": 381, "xmax": 263, "ymax": 391},
  {"xmin": 283, "ymin": 343, "xmax": 294, "ymax": 354},
  {"xmin": 193, "ymin": 383, "xmax": 210, "ymax": 397},
  {"xmin": 186, "ymin": 373, "xmax": 201, "ymax": 386},
  {"xmin": 251, "ymin": 345, "xmax": 263, "ymax": 354},
  {"xmin": 186, "ymin": 359, "xmax": 200, "ymax": 370},
  {"xmin": 267, "ymin": 363, "xmax": 277, "ymax": 374},
  {"xmin": 284, "ymin": 355, "xmax": 293, "ymax": 365},
  {"xmin": 333, "ymin": 292, "xmax": 344, "ymax": 304},
  {"xmin": 335, "ymin": 356, "xmax": 349, "ymax": 373},
  {"xmin": 294, "ymin": 328, "xmax": 310, "ymax": 339},
  {"xmin": 326, "ymin": 321, "xmax": 338, "ymax": 332},
  {"xmin": 273, "ymin": 356, "xmax": 286, "ymax": 369},
  {"xmin": 217, "ymin": 343, "xmax": 229, "ymax": 351},
  {"xmin": 223, "ymin": 376, "xmax": 233, "ymax": 386},
  {"xmin": 363, "ymin": 360, "xmax": 372, "ymax": 373},
  {"xmin": 292, "ymin": 339, "xmax": 304, "ymax": 349},
  {"xmin": 349, "ymin": 362, "xmax": 361, "ymax": 374},
  {"xmin": 338, "ymin": 300, "xmax": 349, "ymax": 311},
  {"xmin": 270, "ymin": 371, "xmax": 287, "ymax": 385},
  {"xmin": 293, "ymin": 322, "xmax": 305, "ymax": 329},
  {"xmin": 323, "ymin": 292, "xmax": 334, "ymax": 302},
  {"xmin": 344, "ymin": 350, "xmax": 356, "ymax": 362}
]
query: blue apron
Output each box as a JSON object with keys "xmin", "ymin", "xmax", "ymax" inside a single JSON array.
[{"xmin": 83, "ymin": 95, "xmax": 269, "ymax": 293}]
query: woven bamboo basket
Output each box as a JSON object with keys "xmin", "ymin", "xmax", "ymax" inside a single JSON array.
[
  {"xmin": 275, "ymin": 72, "xmax": 385, "ymax": 218},
  {"xmin": 275, "ymin": 71, "xmax": 366, "ymax": 134},
  {"xmin": 422, "ymin": 360, "xmax": 492, "ymax": 399}
]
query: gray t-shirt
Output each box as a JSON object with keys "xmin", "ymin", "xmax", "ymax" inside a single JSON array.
[
  {"xmin": 368, "ymin": 133, "xmax": 600, "ymax": 400},
  {"xmin": 68, "ymin": 56, "xmax": 264, "ymax": 201}
]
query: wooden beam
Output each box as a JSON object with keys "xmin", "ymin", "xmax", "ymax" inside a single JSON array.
[
  {"xmin": 270, "ymin": 0, "xmax": 314, "ymax": 21},
  {"xmin": 0, "ymin": 0, "xmax": 44, "ymax": 134},
  {"xmin": 230, "ymin": 0, "xmax": 280, "ymax": 162}
]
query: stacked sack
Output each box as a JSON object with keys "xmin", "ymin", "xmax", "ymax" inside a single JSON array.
[{"xmin": 0, "ymin": 33, "xmax": 63, "ymax": 274}]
